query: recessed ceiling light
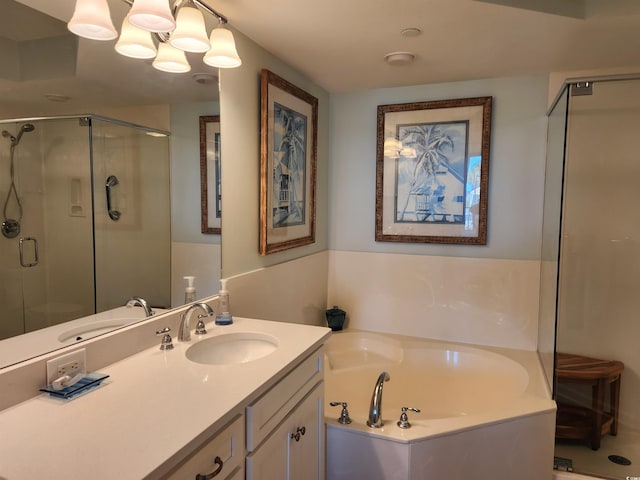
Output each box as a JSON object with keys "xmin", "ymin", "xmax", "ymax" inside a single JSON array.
[
  {"xmin": 384, "ymin": 52, "xmax": 415, "ymax": 66},
  {"xmin": 146, "ymin": 131, "xmax": 168, "ymax": 137},
  {"xmin": 44, "ymin": 94, "xmax": 71, "ymax": 102},
  {"xmin": 401, "ymin": 27, "xmax": 422, "ymax": 37},
  {"xmin": 192, "ymin": 73, "xmax": 218, "ymax": 85}
]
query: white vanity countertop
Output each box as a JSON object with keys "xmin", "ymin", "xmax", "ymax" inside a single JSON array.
[{"xmin": 0, "ymin": 317, "xmax": 330, "ymax": 479}]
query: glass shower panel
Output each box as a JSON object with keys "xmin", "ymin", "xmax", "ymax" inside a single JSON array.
[
  {"xmin": 555, "ymin": 79, "xmax": 640, "ymax": 478},
  {"xmin": 538, "ymin": 87, "xmax": 569, "ymax": 391},
  {"xmin": 0, "ymin": 118, "xmax": 94, "ymax": 340},
  {"xmin": 91, "ymin": 119, "xmax": 171, "ymax": 311}
]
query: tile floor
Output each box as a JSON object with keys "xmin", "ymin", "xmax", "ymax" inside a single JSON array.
[{"xmin": 555, "ymin": 429, "xmax": 640, "ymax": 479}]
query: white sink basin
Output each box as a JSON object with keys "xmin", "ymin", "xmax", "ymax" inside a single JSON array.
[
  {"xmin": 57, "ymin": 318, "xmax": 139, "ymax": 344},
  {"xmin": 186, "ymin": 332, "xmax": 279, "ymax": 365}
]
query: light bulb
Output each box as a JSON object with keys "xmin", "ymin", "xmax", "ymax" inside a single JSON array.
[
  {"xmin": 67, "ymin": 0, "xmax": 117, "ymax": 41},
  {"xmin": 115, "ymin": 15, "xmax": 157, "ymax": 59},
  {"xmin": 170, "ymin": 3, "xmax": 210, "ymax": 53},
  {"xmin": 128, "ymin": 0, "xmax": 176, "ymax": 33},
  {"xmin": 153, "ymin": 42, "xmax": 191, "ymax": 73},
  {"xmin": 203, "ymin": 25, "xmax": 242, "ymax": 68}
]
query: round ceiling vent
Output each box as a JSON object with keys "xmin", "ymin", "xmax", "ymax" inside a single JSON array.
[
  {"xmin": 192, "ymin": 73, "xmax": 218, "ymax": 85},
  {"xmin": 384, "ymin": 52, "xmax": 415, "ymax": 66}
]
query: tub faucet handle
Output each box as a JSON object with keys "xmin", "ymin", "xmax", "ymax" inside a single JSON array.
[
  {"xmin": 329, "ymin": 401, "xmax": 352, "ymax": 424},
  {"xmin": 397, "ymin": 406, "xmax": 421, "ymax": 429}
]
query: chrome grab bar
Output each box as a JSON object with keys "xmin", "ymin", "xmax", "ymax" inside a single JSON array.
[
  {"xmin": 19, "ymin": 236, "xmax": 38, "ymax": 267},
  {"xmin": 105, "ymin": 175, "xmax": 121, "ymax": 221}
]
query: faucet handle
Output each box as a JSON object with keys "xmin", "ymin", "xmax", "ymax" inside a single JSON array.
[
  {"xmin": 329, "ymin": 401, "xmax": 352, "ymax": 424},
  {"xmin": 195, "ymin": 318, "xmax": 207, "ymax": 335},
  {"xmin": 155, "ymin": 327, "xmax": 174, "ymax": 351},
  {"xmin": 397, "ymin": 406, "xmax": 421, "ymax": 429}
]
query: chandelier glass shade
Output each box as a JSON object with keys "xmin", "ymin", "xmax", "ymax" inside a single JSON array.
[{"xmin": 67, "ymin": 0, "xmax": 242, "ymax": 71}]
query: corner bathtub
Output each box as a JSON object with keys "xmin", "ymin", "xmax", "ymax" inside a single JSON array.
[{"xmin": 324, "ymin": 330, "xmax": 557, "ymax": 480}]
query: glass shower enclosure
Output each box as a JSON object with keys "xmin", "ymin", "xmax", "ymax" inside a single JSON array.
[
  {"xmin": 540, "ymin": 78, "xmax": 640, "ymax": 479},
  {"xmin": 0, "ymin": 115, "xmax": 170, "ymax": 341}
]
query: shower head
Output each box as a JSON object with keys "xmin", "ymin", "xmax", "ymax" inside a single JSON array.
[{"xmin": 14, "ymin": 123, "xmax": 35, "ymax": 145}]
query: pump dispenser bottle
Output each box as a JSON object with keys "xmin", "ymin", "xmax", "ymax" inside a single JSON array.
[
  {"xmin": 184, "ymin": 276, "xmax": 196, "ymax": 304},
  {"xmin": 215, "ymin": 280, "xmax": 233, "ymax": 325}
]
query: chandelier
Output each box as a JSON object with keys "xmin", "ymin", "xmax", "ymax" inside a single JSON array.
[{"xmin": 67, "ymin": 0, "xmax": 242, "ymax": 73}]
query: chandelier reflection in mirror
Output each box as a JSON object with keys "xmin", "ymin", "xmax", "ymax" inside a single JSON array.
[{"xmin": 67, "ymin": 0, "xmax": 242, "ymax": 73}]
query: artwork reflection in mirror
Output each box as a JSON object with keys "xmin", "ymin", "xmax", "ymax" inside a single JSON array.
[
  {"xmin": 0, "ymin": 116, "xmax": 170, "ymax": 345},
  {"xmin": 200, "ymin": 115, "xmax": 221, "ymax": 234}
]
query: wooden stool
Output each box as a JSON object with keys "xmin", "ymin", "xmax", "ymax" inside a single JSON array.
[{"xmin": 555, "ymin": 352, "xmax": 624, "ymax": 450}]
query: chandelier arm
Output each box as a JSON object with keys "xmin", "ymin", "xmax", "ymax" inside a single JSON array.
[{"xmin": 118, "ymin": 0, "xmax": 228, "ymax": 24}]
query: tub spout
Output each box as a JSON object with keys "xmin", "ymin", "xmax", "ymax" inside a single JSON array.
[{"xmin": 367, "ymin": 371, "xmax": 390, "ymax": 428}]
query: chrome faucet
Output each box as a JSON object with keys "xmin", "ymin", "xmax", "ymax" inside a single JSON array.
[
  {"xmin": 367, "ymin": 371, "xmax": 390, "ymax": 428},
  {"xmin": 178, "ymin": 302, "xmax": 214, "ymax": 341},
  {"xmin": 126, "ymin": 296, "xmax": 154, "ymax": 317}
]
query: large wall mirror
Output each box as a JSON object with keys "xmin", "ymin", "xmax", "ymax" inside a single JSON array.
[{"xmin": 0, "ymin": 0, "xmax": 222, "ymax": 368}]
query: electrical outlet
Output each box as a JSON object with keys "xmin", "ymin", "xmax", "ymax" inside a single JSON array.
[{"xmin": 46, "ymin": 349, "xmax": 86, "ymax": 385}]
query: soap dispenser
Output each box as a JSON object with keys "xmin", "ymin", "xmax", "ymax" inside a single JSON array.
[
  {"xmin": 183, "ymin": 276, "xmax": 196, "ymax": 304},
  {"xmin": 215, "ymin": 281, "xmax": 233, "ymax": 325}
]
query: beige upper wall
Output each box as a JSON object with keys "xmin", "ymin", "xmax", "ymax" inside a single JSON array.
[{"xmin": 219, "ymin": 28, "xmax": 330, "ymax": 278}]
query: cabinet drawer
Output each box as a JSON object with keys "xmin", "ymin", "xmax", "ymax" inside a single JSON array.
[
  {"xmin": 247, "ymin": 347, "xmax": 323, "ymax": 451},
  {"xmin": 164, "ymin": 414, "xmax": 245, "ymax": 480}
]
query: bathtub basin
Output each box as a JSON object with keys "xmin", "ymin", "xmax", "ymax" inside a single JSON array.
[{"xmin": 324, "ymin": 330, "xmax": 557, "ymax": 480}]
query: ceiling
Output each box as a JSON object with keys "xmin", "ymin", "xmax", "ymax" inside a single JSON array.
[
  {"xmin": 3, "ymin": 0, "xmax": 640, "ymax": 116},
  {"xmin": 222, "ymin": 0, "xmax": 640, "ymax": 92}
]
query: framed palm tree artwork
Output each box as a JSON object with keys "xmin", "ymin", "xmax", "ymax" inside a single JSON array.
[
  {"xmin": 260, "ymin": 69, "xmax": 318, "ymax": 255},
  {"xmin": 375, "ymin": 97, "xmax": 492, "ymax": 245}
]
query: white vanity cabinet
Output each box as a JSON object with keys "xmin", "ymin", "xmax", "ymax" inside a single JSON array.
[
  {"xmin": 246, "ymin": 347, "xmax": 325, "ymax": 480},
  {"xmin": 163, "ymin": 414, "xmax": 245, "ymax": 480}
]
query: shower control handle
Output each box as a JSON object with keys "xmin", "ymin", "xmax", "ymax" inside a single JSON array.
[
  {"xmin": 19, "ymin": 237, "xmax": 38, "ymax": 267},
  {"xmin": 105, "ymin": 175, "xmax": 121, "ymax": 221}
]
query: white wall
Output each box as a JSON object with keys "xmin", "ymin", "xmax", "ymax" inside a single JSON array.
[
  {"xmin": 328, "ymin": 251, "xmax": 540, "ymax": 350},
  {"xmin": 219, "ymin": 29, "xmax": 330, "ymax": 279},
  {"xmin": 329, "ymin": 75, "xmax": 549, "ymax": 260},
  {"xmin": 326, "ymin": 75, "xmax": 549, "ymax": 349},
  {"xmin": 226, "ymin": 251, "xmax": 327, "ymax": 327},
  {"xmin": 170, "ymin": 101, "xmax": 221, "ymax": 306}
]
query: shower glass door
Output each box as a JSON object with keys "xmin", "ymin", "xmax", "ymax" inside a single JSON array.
[
  {"xmin": 0, "ymin": 118, "xmax": 94, "ymax": 340},
  {"xmin": 91, "ymin": 118, "xmax": 171, "ymax": 312},
  {"xmin": 554, "ymin": 78, "xmax": 640, "ymax": 479}
]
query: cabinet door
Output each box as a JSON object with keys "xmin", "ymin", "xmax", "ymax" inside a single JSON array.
[
  {"xmin": 247, "ymin": 382, "xmax": 324, "ymax": 480},
  {"xmin": 288, "ymin": 382, "xmax": 323, "ymax": 480}
]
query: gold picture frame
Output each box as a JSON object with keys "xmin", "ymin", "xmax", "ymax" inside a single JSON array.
[
  {"xmin": 259, "ymin": 69, "xmax": 318, "ymax": 255},
  {"xmin": 200, "ymin": 115, "xmax": 221, "ymax": 234},
  {"xmin": 375, "ymin": 96, "xmax": 492, "ymax": 245}
]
